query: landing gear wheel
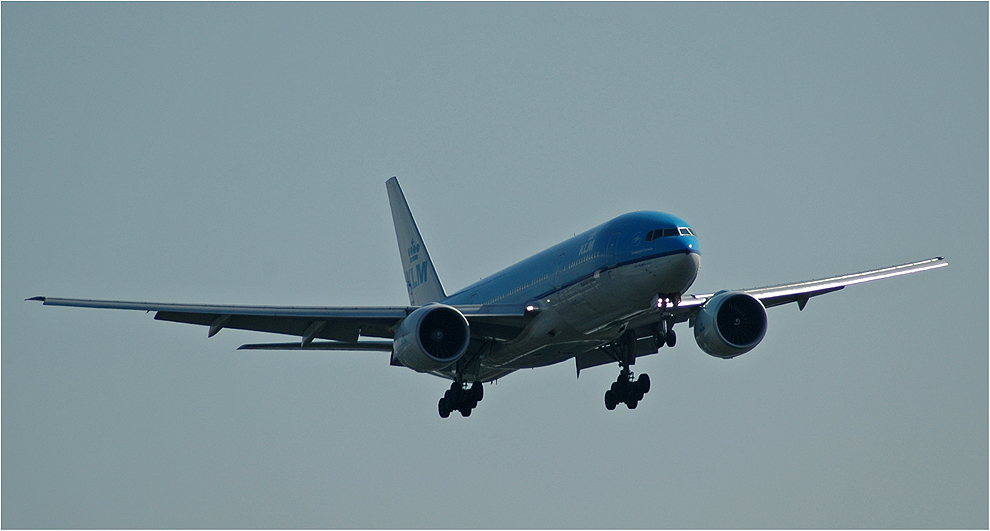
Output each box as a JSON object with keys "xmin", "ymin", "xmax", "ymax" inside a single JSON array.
[
  {"xmin": 470, "ymin": 382, "xmax": 483, "ymax": 402},
  {"xmin": 637, "ymin": 373, "xmax": 651, "ymax": 395},
  {"xmin": 666, "ymin": 329, "xmax": 677, "ymax": 348},
  {"xmin": 604, "ymin": 371, "xmax": 652, "ymax": 411},
  {"xmin": 601, "ymin": 330, "xmax": 655, "ymax": 411},
  {"xmin": 437, "ymin": 381, "xmax": 484, "ymax": 418}
]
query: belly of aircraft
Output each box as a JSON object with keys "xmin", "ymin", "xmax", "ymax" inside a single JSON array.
[
  {"xmin": 559, "ymin": 251, "xmax": 700, "ymax": 333},
  {"xmin": 476, "ymin": 251, "xmax": 701, "ymax": 376}
]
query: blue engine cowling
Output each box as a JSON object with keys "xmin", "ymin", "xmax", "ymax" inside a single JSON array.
[
  {"xmin": 694, "ymin": 291, "xmax": 768, "ymax": 359},
  {"xmin": 392, "ymin": 304, "xmax": 471, "ymax": 372}
]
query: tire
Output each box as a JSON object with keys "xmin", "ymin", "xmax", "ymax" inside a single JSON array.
[
  {"xmin": 438, "ymin": 398, "xmax": 451, "ymax": 418},
  {"xmin": 666, "ymin": 329, "xmax": 677, "ymax": 348},
  {"xmin": 471, "ymin": 382, "xmax": 484, "ymax": 402},
  {"xmin": 604, "ymin": 390, "xmax": 617, "ymax": 410},
  {"xmin": 638, "ymin": 373, "xmax": 651, "ymax": 395}
]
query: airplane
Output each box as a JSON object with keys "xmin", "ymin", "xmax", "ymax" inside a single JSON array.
[{"xmin": 30, "ymin": 177, "xmax": 947, "ymax": 418}]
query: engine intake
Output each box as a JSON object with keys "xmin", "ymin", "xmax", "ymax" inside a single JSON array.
[
  {"xmin": 392, "ymin": 304, "xmax": 470, "ymax": 372},
  {"xmin": 694, "ymin": 291, "xmax": 768, "ymax": 359}
]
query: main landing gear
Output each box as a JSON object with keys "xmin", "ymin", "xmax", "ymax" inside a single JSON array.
[
  {"xmin": 603, "ymin": 294, "xmax": 679, "ymax": 411},
  {"xmin": 601, "ymin": 330, "xmax": 653, "ymax": 411},
  {"xmin": 438, "ymin": 381, "xmax": 483, "ymax": 418},
  {"xmin": 605, "ymin": 367, "xmax": 651, "ymax": 410}
]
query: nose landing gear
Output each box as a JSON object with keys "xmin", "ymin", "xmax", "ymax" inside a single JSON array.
[
  {"xmin": 653, "ymin": 294, "xmax": 678, "ymax": 349},
  {"xmin": 654, "ymin": 316, "xmax": 676, "ymax": 349}
]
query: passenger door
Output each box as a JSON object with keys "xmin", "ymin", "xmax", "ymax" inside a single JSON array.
[{"xmin": 606, "ymin": 232, "xmax": 620, "ymax": 267}]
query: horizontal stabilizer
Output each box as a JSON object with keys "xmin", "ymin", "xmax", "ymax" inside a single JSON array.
[{"xmin": 237, "ymin": 341, "xmax": 394, "ymax": 351}]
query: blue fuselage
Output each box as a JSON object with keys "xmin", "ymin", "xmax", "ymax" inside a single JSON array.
[
  {"xmin": 444, "ymin": 211, "xmax": 701, "ymax": 306},
  {"xmin": 442, "ymin": 211, "xmax": 702, "ymax": 379}
]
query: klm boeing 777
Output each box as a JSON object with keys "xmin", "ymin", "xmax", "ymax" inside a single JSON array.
[{"xmin": 30, "ymin": 177, "xmax": 947, "ymax": 417}]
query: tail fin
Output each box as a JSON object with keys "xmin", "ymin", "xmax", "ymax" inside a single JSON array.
[{"xmin": 386, "ymin": 177, "xmax": 447, "ymax": 306}]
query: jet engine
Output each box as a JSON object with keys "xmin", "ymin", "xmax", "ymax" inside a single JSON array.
[
  {"xmin": 392, "ymin": 304, "xmax": 471, "ymax": 372},
  {"xmin": 694, "ymin": 291, "xmax": 768, "ymax": 359}
]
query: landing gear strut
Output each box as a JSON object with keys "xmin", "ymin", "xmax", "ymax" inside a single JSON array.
[
  {"xmin": 654, "ymin": 316, "xmax": 676, "ymax": 349},
  {"xmin": 653, "ymin": 294, "xmax": 678, "ymax": 349},
  {"xmin": 602, "ymin": 330, "xmax": 653, "ymax": 410},
  {"xmin": 438, "ymin": 380, "xmax": 483, "ymax": 418}
]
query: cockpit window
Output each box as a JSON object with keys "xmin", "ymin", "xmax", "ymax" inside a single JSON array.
[{"xmin": 646, "ymin": 227, "xmax": 694, "ymax": 241}]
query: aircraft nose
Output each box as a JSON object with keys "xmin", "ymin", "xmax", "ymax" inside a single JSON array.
[
  {"xmin": 685, "ymin": 238, "xmax": 699, "ymax": 254},
  {"xmin": 687, "ymin": 248, "xmax": 701, "ymax": 273},
  {"xmin": 677, "ymin": 235, "xmax": 702, "ymax": 286},
  {"xmin": 677, "ymin": 233, "xmax": 700, "ymax": 256},
  {"xmin": 652, "ymin": 246, "xmax": 701, "ymax": 294}
]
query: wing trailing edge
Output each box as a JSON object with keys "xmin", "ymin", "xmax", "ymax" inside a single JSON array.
[{"xmin": 237, "ymin": 341, "xmax": 394, "ymax": 351}]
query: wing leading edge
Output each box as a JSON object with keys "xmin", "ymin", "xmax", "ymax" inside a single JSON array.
[
  {"xmin": 27, "ymin": 297, "xmax": 535, "ymax": 349},
  {"xmin": 685, "ymin": 256, "xmax": 948, "ymax": 311}
]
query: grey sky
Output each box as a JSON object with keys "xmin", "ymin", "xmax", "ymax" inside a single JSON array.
[{"xmin": 3, "ymin": 3, "xmax": 987, "ymax": 528}]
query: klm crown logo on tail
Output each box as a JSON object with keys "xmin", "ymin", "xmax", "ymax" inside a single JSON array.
[
  {"xmin": 386, "ymin": 177, "xmax": 447, "ymax": 306},
  {"xmin": 408, "ymin": 240, "xmax": 421, "ymax": 263}
]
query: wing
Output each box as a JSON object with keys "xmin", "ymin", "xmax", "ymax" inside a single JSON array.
[
  {"xmin": 576, "ymin": 257, "xmax": 947, "ymax": 374},
  {"xmin": 617, "ymin": 256, "xmax": 945, "ymax": 335},
  {"xmin": 684, "ymin": 256, "xmax": 948, "ymax": 311},
  {"xmin": 27, "ymin": 297, "xmax": 533, "ymax": 349},
  {"xmin": 659, "ymin": 256, "xmax": 947, "ymax": 325}
]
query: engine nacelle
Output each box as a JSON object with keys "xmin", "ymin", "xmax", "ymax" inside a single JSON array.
[
  {"xmin": 694, "ymin": 291, "xmax": 768, "ymax": 359},
  {"xmin": 392, "ymin": 304, "xmax": 470, "ymax": 372}
]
